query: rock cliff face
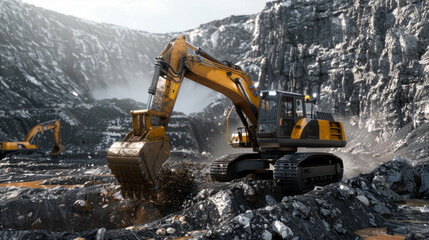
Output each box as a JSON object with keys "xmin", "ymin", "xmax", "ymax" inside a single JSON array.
[
  {"xmin": 247, "ymin": 0, "xmax": 429, "ymax": 138},
  {"xmin": 180, "ymin": 0, "xmax": 429, "ymax": 139},
  {"xmin": 178, "ymin": 0, "xmax": 429, "ymax": 139}
]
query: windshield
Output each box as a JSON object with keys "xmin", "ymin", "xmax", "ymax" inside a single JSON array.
[
  {"xmin": 296, "ymin": 99, "xmax": 303, "ymax": 118},
  {"xmin": 258, "ymin": 94, "xmax": 278, "ymax": 133}
]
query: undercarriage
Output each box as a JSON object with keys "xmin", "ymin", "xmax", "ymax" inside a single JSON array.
[{"xmin": 210, "ymin": 152, "xmax": 343, "ymax": 193}]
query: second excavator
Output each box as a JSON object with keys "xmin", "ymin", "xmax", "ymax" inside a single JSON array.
[
  {"xmin": 0, "ymin": 120, "xmax": 65, "ymax": 158},
  {"xmin": 107, "ymin": 36, "xmax": 346, "ymax": 199}
]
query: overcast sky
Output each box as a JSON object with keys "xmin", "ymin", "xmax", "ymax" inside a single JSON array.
[{"xmin": 22, "ymin": 0, "xmax": 268, "ymax": 33}]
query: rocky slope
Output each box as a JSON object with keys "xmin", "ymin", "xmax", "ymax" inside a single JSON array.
[
  {"xmin": 0, "ymin": 154, "xmax": 428, "ymax": 239},
  {"xmin": 181, "ymin": 0, "xmax": 429, "ymax": 140},
  {"xmin": 0, "ymin": 0, "xmax": 168, "ymax": 109}
]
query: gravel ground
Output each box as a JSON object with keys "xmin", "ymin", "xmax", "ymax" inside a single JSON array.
[{"xmin": 0, "ymin": 149, "xmax": 428, "ymax": 240}]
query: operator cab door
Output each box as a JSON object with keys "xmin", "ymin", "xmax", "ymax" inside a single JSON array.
[
  {"xmin": 257, "ymin": 91, "xmax": 306, "ymax": 139},
  {"xmin": 278, "ymin": 94, "xmax": 305, "ymax": 138},
  {"xmin": 257, "ymin": 93, "xmax": 279, "ymax": 136}
]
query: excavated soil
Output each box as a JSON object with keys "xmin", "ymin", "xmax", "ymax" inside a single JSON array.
[
  {"xmin": 1, "ymin": 122, "xmax": 429, "ymax": 239},
  {"xmin": 156, "ymin": 167, "xmax": 196, "ymax": 210},
  {"xmin": 0, "ymin": 151, "xmax": 428, "ymax": 240}
]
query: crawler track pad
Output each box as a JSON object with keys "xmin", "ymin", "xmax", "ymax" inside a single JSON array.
[{"xmin": 107, "ymin": 139, "xmax": 170, "ymax": 200}]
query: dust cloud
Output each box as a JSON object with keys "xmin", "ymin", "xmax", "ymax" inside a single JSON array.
[{"xmin": 91, "ymin": 79, "xmax": 219, "ymax": 114}]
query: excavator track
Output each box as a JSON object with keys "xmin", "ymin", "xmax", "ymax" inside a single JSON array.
[
  {"xmin": 210, "ymin": 152, "xmax": 343, "ymax": 193},
  {"xmin": 273, "ymin": 152, "xmax": 343, "ymax": 192},
  {"xmin": 210, "ymin": 153, "xmax": 261, "ymax": 181}
]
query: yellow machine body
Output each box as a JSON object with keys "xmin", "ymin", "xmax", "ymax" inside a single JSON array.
[
  {"xmin": 291, "ymin": 119, "xmax": 346, "ymax": 141},
  {"xmin": 107, "ymin": 35, "xmax": 347, "ymax": 198},
  {"xmin": 1, "ymin": 142, "xmax": 38, "ymax": 151}
]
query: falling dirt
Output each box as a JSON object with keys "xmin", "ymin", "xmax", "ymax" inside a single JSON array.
[
  {"xmin": 156, "ymin": 166, "xmax": 195, "ymax": 212},
  {"xmin": 354, "ymin": 228, "xmax": 406, "ymax": 240},
  {"xmin": 134, "ymin": 205, "xmax": 161, "ymax": 225}
]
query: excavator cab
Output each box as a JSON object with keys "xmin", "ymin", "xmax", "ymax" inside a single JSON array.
[
  {"xmin": 256, "ymin": 90, "xmax": 346, "ymax": 150},
  {"xmin": 258, "ymin": 90, "xmax": 306, "ymax": 138},
  {"xmin": 230, "ymin": 90, "xmax": 311, "ymax": 149},
  {"xmin": 257, "ymin": 90, "xmax": 307, "ymax": 149}
]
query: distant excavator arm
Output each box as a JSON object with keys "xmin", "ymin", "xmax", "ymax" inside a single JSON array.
[
  {"xmin": 23, "ymin": 120, "xmax": 65, "ymax": 156},
  {"xmin": 0, "ymin": 119, "xmax": 65, "ymax": 157}
]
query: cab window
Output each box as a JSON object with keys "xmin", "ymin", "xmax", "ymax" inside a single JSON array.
[
  {"xmin": 278, "ymin": 96, "xmax": 295, "ymax": 137},
  {"xmin": 260, "ymin": 99, "xmax": 278, "ymax": 121},
  {"xmin": 305, "ymin": 102, "xmax": 313, "ymax": 118},
  {"xmin": 258, "ymin": 95, "xmax": 278, "ymax": 133},
  {"xmin": 280, "ymin": 96, "xmax": 293, "ymax": 118},
  {"xmin": 296, "ymin": 99, "xmax": 303, "ymax": 118}
]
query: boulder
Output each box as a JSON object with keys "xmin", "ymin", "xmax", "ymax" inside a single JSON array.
[{"xmin": 371, "ymin": 157, "xmax": 421, "ymax": 197}]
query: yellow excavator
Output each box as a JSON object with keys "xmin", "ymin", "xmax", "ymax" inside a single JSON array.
[
  {"xmin": 0, "ymin": 120, "xmax": 65, "ymax": 158},
  {"xmin": 107, "ymin": 36, "xmax": 346, "ymax": 199}
]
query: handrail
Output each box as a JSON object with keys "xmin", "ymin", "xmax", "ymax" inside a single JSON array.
[{"xmin": 226, "ymin": 105, "xmax": 235, "ymax": 145}]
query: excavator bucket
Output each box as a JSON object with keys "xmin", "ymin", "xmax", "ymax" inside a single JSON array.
[
  {"xmin": 107, "ymin": 138, "xmax": 170, "ymax": 200},
  {"xmin": 106, "ymin": 36, "xmax": 186, "ymax": 200},
  {"xmin": 107, "ymin": 110, "xmax": 171, "ymax": 200},
  {"xmin": 50, "ymin": 144, "xmax": 65, "ymax": 156}
]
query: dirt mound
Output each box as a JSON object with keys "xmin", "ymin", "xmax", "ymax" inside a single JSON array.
[
  {"xmin": 156, "ymin": 167, "xmax": 195, "ymax": 211},
  {"xmin": 1, "ymin": 154, "xmax": 428, "ymax": 239}
]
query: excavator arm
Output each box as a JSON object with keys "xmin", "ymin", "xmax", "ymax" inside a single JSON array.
[
  {"xmin": 107, "ymin": 35, "xmax": 260, "ymax": 199},
  {"xmin": 23, "ymin": 120, "xmax": 65, "ymax": 156},
  {"xmin": 144, "ymin": 35, "xmax": 260, "ymax": 128},
  {"xmin": 0, "ymin": 119, "xmax": 65, "ymax": 157}
]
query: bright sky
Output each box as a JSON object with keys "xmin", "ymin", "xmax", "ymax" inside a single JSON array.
[{"xmin": 22, "ymin": 0, "xmax": 268, "ymax": 33}]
